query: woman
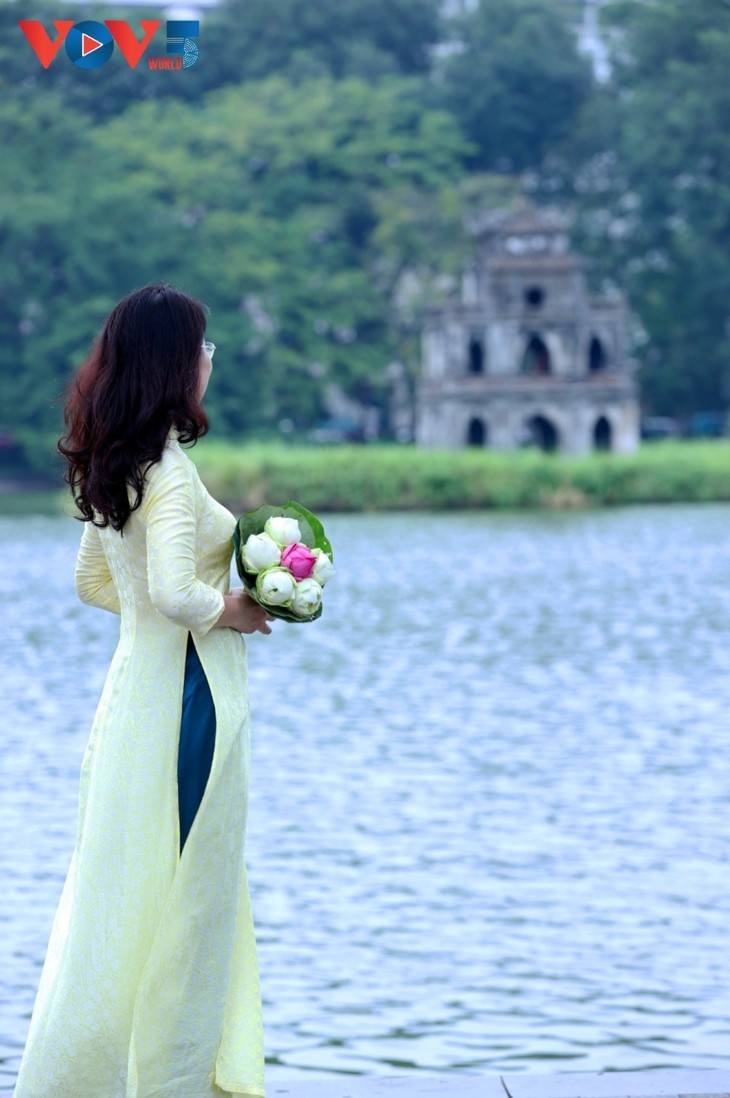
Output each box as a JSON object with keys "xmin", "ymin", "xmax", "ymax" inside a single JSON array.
[{"xmin": 15, "ymin": 284, "xmax": 272, "ymax": 1098}]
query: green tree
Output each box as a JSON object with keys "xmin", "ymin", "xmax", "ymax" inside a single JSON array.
[
  {"xmin": 2, "ymin": 0, "xmax": 443, "ymax": 121},
  {"xmin": 200, "ymin": 0, "xmax": 442, "ymax": 89},
  {"xmin": 572, "ymin": 0, "xmax": 730, "ymax": 416},
  {"xmin": 88, "ymin": 76, "xmax": 471, "ymax": 434},
  {"xmin": 0, "ymin": 75, "xmax": 472, "ymax": 469},
  {"xmin": 436, "ymin": 0, "xmax": 594, "ymax": 173},
  {"xmin": 0, "ymin": 93, "xmax": 96, "ymax": 473}
]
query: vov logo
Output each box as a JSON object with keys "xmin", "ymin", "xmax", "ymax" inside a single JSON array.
[{"xmin": 18, "ymin": 19, "xmax": 200, "ymax": 70}]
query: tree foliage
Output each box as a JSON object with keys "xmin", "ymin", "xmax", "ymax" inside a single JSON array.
[
  {"xmin": 436, "ymin": 0, "xmax": 594, "ymax": 173},
  {"xmin": 0, "ymin": 73, "xmax": 473, "ymax": 466},
  {"xmin": 200, "ymin": 0, "xmax": 443, "ymax": 87},
  {"xmin": 572, "ymin": 0, "xmax": 730, "ymax": 415},
  {"xmin": 1, "ymin": 0, "xmax": 443, "ymax": 120}
]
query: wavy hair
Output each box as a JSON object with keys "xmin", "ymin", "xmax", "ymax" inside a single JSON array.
[{"xmin": 58, "ymin": 283, "xmax": 209, "ymax": 533}]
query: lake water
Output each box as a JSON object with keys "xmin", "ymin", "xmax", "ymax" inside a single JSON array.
[{"xmin": 1, "ymin": 505, "xmax": 729, "ymax": 1093}]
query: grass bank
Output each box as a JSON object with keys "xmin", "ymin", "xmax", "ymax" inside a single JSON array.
[
  {"xmin": 2, "ymin": 441, "xmax": 727, "ymax": 517},
  {"xmin": 187, "ymin": 440, "xmax": 730, "ymax": 513}
]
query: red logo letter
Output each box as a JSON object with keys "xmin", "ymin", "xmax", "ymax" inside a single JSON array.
[
  {"xmin": 105, "ymin": 20, "xmax": 161, "ymax": 68},
  {"xmin": 18, "ymin": 20, "xmax": 74, "ymax": 68}
]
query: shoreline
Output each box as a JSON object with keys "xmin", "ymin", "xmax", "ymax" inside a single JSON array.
[
  {"xmin": 2, "ymin": 441, "xmax": 730, "ymax": 515},
  {"xmin": 256, "ymin": 1069, "xmax": 730, "ymax": 1098},
  {"xmin": 191, "ymin": 439, "xmax": 730, "ymax": 513}
]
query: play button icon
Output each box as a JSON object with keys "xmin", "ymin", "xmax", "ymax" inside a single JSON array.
[
  {"xmin": 81, "ymin": 32, "xmax": 104, "ymax": 57},
  {"xmin": 65, "ymin": 20, "xmax": 114, "ymax": 68}
]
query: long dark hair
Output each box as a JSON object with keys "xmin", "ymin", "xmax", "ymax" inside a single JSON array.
[{"xmin": 58, "ymin": 283, "xmax": 209, "ymax": 533}]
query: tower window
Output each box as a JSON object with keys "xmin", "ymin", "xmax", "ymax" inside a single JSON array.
[
  {"xmin": 589, "ymin": 335, "xmax": 607, "ymax": 372},
  {"xmin": 521, "ymin": 334, "xmax": 551, "ymax": 376},
  {"xmin": 468, "ymin": 336, "xmax": 485, "ymax": 374},
  {"xmin": 524, "ymin": 286, "xmax": 545, "ymax": 308}
]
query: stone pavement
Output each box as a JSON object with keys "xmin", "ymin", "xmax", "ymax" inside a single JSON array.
[{"xmin": 266, "ymin": 1069, "xmax": 730, "ymax": 1098}]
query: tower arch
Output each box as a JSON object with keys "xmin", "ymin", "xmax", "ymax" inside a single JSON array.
[
  {"xmin": 593, "ymin": 415, "xmax": 612, "ymax": 451},
  {"xmin": 521, "ymin": 334, "xmax": 551, "ymax": 376},
  {"xmin": 526, "ymin": 414, "xmax": 559, "ymax": 452},
  {"xmin": 466, "ymin": 417, "xmax": 488, "ymax": 447}
]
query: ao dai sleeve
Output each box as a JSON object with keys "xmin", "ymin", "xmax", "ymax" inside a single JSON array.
[
  {"xmin": 141, "ymin": 451, "xmax": 226, "ymax": 638},
  {"xmin": 75, "ymin": 520, "xmax": 121, "ymax": 615}
]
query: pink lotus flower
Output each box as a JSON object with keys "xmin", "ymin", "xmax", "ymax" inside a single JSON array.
[{"xmin": 281, "ymin": 541, "xmax": 317, "ymax": 581}]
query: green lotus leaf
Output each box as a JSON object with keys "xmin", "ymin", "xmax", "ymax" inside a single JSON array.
[{"xmin": 231, "ymin": 500, "xmax": 331, "ymax": 624}]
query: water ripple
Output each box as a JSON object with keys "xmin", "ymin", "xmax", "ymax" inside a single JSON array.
[{"xmin": 1, "ymin": 505, "xmax": 729, "ymax": 1089}]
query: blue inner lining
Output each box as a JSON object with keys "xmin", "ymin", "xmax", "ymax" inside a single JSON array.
[{"xmin": 178, "ymin": 632, "xmax": 216, "ymax": 851}]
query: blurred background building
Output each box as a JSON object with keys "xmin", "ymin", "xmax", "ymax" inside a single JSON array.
[{"xmin": 416, "ymin": 205, "xmax": 639, "ymax": 453}]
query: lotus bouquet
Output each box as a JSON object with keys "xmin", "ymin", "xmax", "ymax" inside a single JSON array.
[{"xmin": 233, "ymin": 502, "xmax": 334, "ymax": 623}]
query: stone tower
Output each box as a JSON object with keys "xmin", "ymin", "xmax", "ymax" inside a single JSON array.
[{"xmin": 416, "ymin": 205, "xmax": 639, "ymax": 453}]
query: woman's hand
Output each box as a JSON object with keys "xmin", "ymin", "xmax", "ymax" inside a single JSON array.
[{"xmin": 215, "ymin": 588, "xmax": 275, "ymax": 634}]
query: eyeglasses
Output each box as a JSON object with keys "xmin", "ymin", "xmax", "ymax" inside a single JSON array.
[{"xmin": 202, "ymin": 340, "xmax": 216, "ymax": 359}]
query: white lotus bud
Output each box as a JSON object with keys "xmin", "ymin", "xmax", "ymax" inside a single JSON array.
[
  {"xmin": 264, "ymin": 515, "xmax": 302, "ymax": 547},
  {"xmin": 242, "ymin": 532, "xmax": 281, "ymax": 573},
  {"xmin": 256, "ymin": 567, "xmax": 296, "ymax": 606},
  {"xmin": 291, "ymin": 578, "xmax": 323, "ymax": 618},
  {"xmin": 311, "ymin": 548, "xmax": 335, "ymax": 587}
]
